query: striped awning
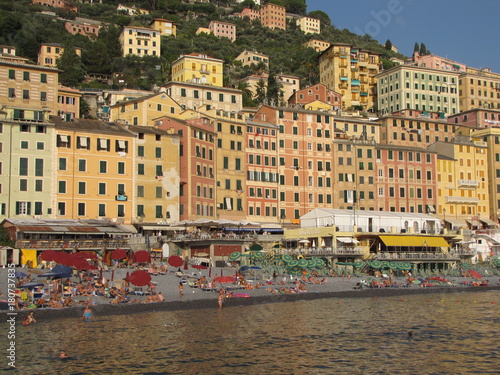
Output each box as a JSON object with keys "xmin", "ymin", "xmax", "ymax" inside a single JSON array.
[{"xmin": 380, "ymin": 236, "xmax": 449, "ymax": 247}]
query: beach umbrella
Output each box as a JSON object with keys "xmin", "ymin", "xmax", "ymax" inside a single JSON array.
[
  {"xmin": 75, "ymin": 251, "xmax": 98, "ymax": 260},
  {"xmin": 315, "ymin": 258, "xmax": 325, "ymax": 268},
  {"xmin": 287, "ymin": 259, "xmax": 299, "ymax": 267},
  {"xmin": 168, "ymin": 255, "xmax": 183, "ymax": 268},
  {"xmin": 468, "ymin": 270, "xmax": 482, "ymax": 279},
  {"xmin": 133, "ymin": 250, "xmax": 151, "ymax": 264},
  {"xmin": 214, "ymin": 276, "xmax": 236, "ymax": 284},
  {"xmin": 249, "ymin": 244, "xmax": 263, "ymax": 251},
  {"xmin": 192, "ymin": 264, "xmax": 207, "ymax": 270},
  {"xmin": 127, "ymin": 270, "xmax": 151, "ymax": 287},
  {"xmin": 307, "ymin": 259, "xmax": 316, "ymax": 268},
  {"xmin": 112, "ymin": 249, "xmax": 127, "ymax": 260},
  {"xmin": 15, "ymin": 271, "xmax": 28, "ymax": 278},
  {"xmin": 282, "ymin": 254, "xmax": 292, "ymax": 263},
  {"xmin": 40, "ymin": 250, "xmax": 57, "ymax": 262},
  {"xmin": 228, "ymin": 252, "xmax": 241, "ymax": 261}
]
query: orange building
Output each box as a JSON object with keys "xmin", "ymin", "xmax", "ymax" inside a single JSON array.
[{"xmin": 260, "ymin": 3, "xmax": 286, "ymax": 30}]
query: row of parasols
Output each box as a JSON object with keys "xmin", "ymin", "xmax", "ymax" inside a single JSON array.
[{"xmin": 336, "ymin": 260, "xmax": 414, "ymax": 271}]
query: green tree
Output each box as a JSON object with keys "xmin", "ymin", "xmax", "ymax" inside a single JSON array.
[
  {"xmin": 385, "ymin": 39, "xmax": 392, "ymax": 50},
  {"xmin": 57, "ymin": 42, "xmax": 86, "ymax": 87},
  {"xmin": 419, "ymin": 42, "xmax": 427, "ymax": 55},
  {"xmin": 284, "ymin": 0, "xmax": 306, "ymax": 15},
  {"xmin": 0, "ymin": 225, "xmax": 15, "ymax": 247},
  {"xmin": 307, "ymin": 10, "xmax": 331, "ymax": 27},
  {"xmin": 414, "ymin": 42, "xmax": 419, "ymax": 52},
  {"xmin": 255, "ymin": 79, "xmax": 267, "ymax": 105}
]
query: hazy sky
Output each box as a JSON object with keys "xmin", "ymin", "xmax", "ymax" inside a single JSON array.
[{"xmin": 307, "ymin": 0, "xmax": 500, "ymax": 73}]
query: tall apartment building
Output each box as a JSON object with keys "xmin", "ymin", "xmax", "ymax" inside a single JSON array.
[
  {"xmin": 240, "ymin": 8, "xmax": 260, "ymax": 21},
  {"xmin": 119, "ymin": 26, "xmax": 160, "ymax": 57},
  {"xmin": 260, "ymin": 3, "xmax": 286, "ymax": 30},
  {"xmin": 319, "ymin": 44, "xmax": 380, "ymax": 111},
  {"xmin": 155, "ymin": 116, "xmax": 217, "ymax": 221},
  {"xmin": 376, "ymin": 65, "xmax": 460, "ymax": 116},
  {"xmin": 459, "ymin": 67, "xmax": 500, "ymax": 112},
  {"xmin": 149, "ymin": 18, "xmax": 177, "ymax": 37},
  {"xmin": 428, "ymin": 136, "xmax": 489, "ymax": 224},
  {"xmin": 297, "ymin": 16, "xmax": 320, "ymax": 34},
  {"xmin": 171, "ymin": 53, "xmax": 224, "ymax": 87},
  {"xmin": 208, "ymin": 21, "xmax": 237, "ymax": 42},
  {"xmin": 53, "ymin": 118, "xmax": 136, "ymax": 222},
  {"xmin": 37, "ymin": 43, "xmax": 82, "ymax": 67}
]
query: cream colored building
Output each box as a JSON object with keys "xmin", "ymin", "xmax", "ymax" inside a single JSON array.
[
  {"xmin": 297, "ymin": 16, "xmax": 320, "ymax": 34},
  {"xmin": 162, "ymin": 81, "xmax": 243, "ymax": 113},
  {"xmin": 171, "ymin": 53, "xmax": 224, "ymax": 87},
  {"xmin": 150, "ymin": 18, "xmax": 177, "ymax": 37},
  {"xmin": 109, "ymin": 92, "xmax": 182, "ymax": 126},
  {"xmin": 276, "ymin": 73, "xmax": 300, "ymax": 103},
  {"xmin": 459, "ymin": 67, "xmax": 500, "ymax": 112},
  {"xmin": 209, "ymin": 21, "xmax": 237, "ymax": 42},
  {"xmin": 119, "ymin": 26, "xmax": 160, "ymax": 57},
  {"xmin": 37, "ymin": 43, "xmax": 82, "ymax": 67},
  {"xmin": 428, "ymin": 136, "xmax": 489, "ymax": 225},
  {"xmin": 319, "ymin": 43, "xmax": 380, "ymax": 111},
  {"xmin": 235, "ymin": 50, "xmax": 269, "ymax": 69},
  {"xmin": 235, "ymin": 75, "xmax": 268, "ymax": 101},
  {"xmin": 304, "ymin": 39, "xmax": 330, "ymax": 53}
]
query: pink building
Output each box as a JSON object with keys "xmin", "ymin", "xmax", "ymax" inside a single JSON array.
[
  {"xmin": 288, "ymin": 83, "xmax": 342, "ymax": 109},
  {"xmin": 155, "ymin": 116, "xmax": 217, "ymax": 220},
  {"xmin": 32, "ymin": 0, "xmax": 77, "ymax": 11},
  {"xmin": 208, "ymin": 21, "xmax": 236, "ymax": 42},
  {"xmin": 240, "ymin": 8, "xmax": 260, "ymax": 21},
  {"xmin": 413, "ymin": 52, "xmax": 466, "ymax": 73},
  {"xmin": 65, "ymin": 18, "xmax": 102, "ymax": 38},
  {"xmin": 448, "ymin": 108, "xmax": 500, "ymax": 128}
]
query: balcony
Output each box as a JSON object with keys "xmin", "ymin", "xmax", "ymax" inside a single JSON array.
[
  {"xmin": 376, "ymin": 252, "xmax": 458, "ymax": 261},
  {"xmin": 16, "ymin": 239, "xmax": 130, "ymax": 250},
  {"xmin": 457, "ymin": 179, "xmax": 479, "ymax": 188},
  {"xmin": 444, "ymin": 196, "xmax": 479, "ymax": 204},
  {"xmin": 136, "ymin": 33, "xmax": 151, "ymax": 39}
]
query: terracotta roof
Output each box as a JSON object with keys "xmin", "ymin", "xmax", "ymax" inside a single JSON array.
[{"xmin": 50, "ymin": 116, "xmax": 136, "ymax": 137}]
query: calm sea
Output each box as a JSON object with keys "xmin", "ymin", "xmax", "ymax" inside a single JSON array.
[{"xmin": 4, "ymin": 291, "xmax": 499, "ymax": 374}]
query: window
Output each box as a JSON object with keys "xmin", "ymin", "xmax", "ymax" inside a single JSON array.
[
  {"xmin": 8, "ymin": 69, "xmax": 15, "ymax": 79},
  {"xmin": 40, "ymin": 73, "xmax": 47, "ymax": 83},
  {"xmin": 35, "ymin": 159, "xmax": 43, "ymax": 176},
  {"xmin": 19, "ymin": 158, "xmax": 28, "ymax": 176},
  {"xmin": 118, "ymin": 162, "xmax": 125, "ymax": 175},
  {"xmin": 23, "ymin": 71, "xmax": 30, "ymax": 81},
  {"xmin": 98, "ymin": 204, "xmax": 106, "ymax": 217},
  {"xmin": 138, "ymin": 145, "xmax": 144, "ymax": 157},
  {"xmin": 78, "ymin": 159, "xmax": 86, "ymax": 172},
  {"xmin": 19, "ymin": 179, "xmax": 27, "ymax": 192},
  {"xmin": 58, "ymin": 180, "xmax": 66, "ymax": 194},
  {"xmin": 99, "ymin": 161, "xmax": 107, "ymax": 174},
  {"xmin": 78, "ymin": 181, "xmax": 86, "ymax": 194},
  {"xmin": 155, "ymin": 147, "xmax": 161, "ymax": 158},
  {"xmin": 98, "ymin": 183, "xmax": 106, "ymax": 195},
  {"xmin": 138, "ymin": 164, "xmax": 145, "ymax": 175}
]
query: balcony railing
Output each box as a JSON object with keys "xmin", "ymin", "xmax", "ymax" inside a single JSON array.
[
  {"xmin": 16, "ymin": 239, "xmax": 130, "ymax": 250},
  {"xmin": 376, "ymin": 252, "xmax": 457, "ymax": 260},
  {"xmin": 445, "ymin": 196, "xmax": 479, "ymax": 204},
  {"xmin": 457, "ymin": 179, "xmax": 479, "ymax": 188}
]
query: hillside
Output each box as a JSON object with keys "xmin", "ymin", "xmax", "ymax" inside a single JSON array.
[{"xmin": 0, "ymin": 0, "xmax": 406, "ymax": 99}]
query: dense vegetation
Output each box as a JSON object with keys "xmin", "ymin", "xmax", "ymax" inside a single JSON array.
[{"xmin": 0, "ymin": 0, "xmax": 407, "ymax": 105}]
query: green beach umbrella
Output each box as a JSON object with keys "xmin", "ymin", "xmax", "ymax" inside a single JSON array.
[
  {"xmin": 287, "ymin": 259, "xmax": 299, "ymax": 267},
  {"xmin": 353, "ymin": 260, "xmax": 364, "ymax": 269},
  {"xmin": 370, "ymin": 260, "xmax": 382, "ymax": 269},
  {"xmin": 282, "ymin": 254, "xmax": 293, "ymax": 263},
  {"xmin": 298, "ymin": 259, "xmax": 309, "ymax": 268},
  {"xmin": 315, "ymin": 258, "xmax": 325, "ymax": 268},
  {"xmin": 307, "ymin": 259, "xmax": 316, "ymax": 268},
  {"xmin": 398, "ymin": 263, "xmax": 413, "ymax": 271},
  {"xmin": 228, "ymin": 252, "xmax": 241, "ymax": 261},
  {"xmin": 388, "ymin": 261, "xmax": 398, "ymax": 269}
]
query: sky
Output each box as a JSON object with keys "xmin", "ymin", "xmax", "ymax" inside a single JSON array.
[{"xmin": 306, "ymin": 0, "xmax": 500, "ymax": 73}]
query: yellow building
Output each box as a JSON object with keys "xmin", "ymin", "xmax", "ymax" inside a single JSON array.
[
  {"xmin": 149, "ymin": 18, "xmax": 177, "ymax": 37},
  {"xmin": 119, "ymin": 26, "xmax": 161, "ymax": 57},
  {"xmin": 37, "ymin": 43, "xmax": 82, "ymax": 67},
  {"xmin": 319, "ymin": 43, "xmax": 380, "ymax": 111},
  {"xmin": 53, "ymin": 117, "xmax": 136, "ymax": 223},
  {"xmin": 126, "ymin": 125, "xmax": 181, "ymax": 224},
  {"xmin": 171, "ymin": 53, "xmax": 224, "ymax": 87},
  {"xmin": 109, "ymin": 92, "xmax": 182, "ymax": 126},
  {"xmin": 428, "ymin": 135, "xmax": 489, "ymax": 226},
  {"xmin": 304, "ymin": 39, "xmax": 331, "ymax": 53},
  {"xmin": 297, "ymin": 16, "xmax": 320, "ymax": 34},
  {"xmin": 1, "ymin": 56, "xmax": 60, "ymax": 121},
  {"xmin": 471, "ymin": 127, "xmax": 500, "ymax": 222},
  {"xmin": 459, "ymin": 67, "xmax": 500, "ymax": 112}
]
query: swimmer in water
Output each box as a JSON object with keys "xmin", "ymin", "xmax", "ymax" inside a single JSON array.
[
  {"xmin": 408, "ymin": 331, "xmax": 413, "ymax": 338},
  {"xmin": 82, "ymin": 305, "xmax": 93, "ymax": 321},
  {"xmin": 59, "ymin": 351, "xmax": 68, "ymax": 359}
]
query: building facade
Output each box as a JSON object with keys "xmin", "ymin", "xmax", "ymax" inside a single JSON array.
[
  {"xmin": 260, "ymin": 3, "xmax": 286, "ymax": 30},
  {"xmin": 150, "ymin": 18, "xmax": 177, "ymax": 37},
  {"xmin": 37, "ymin": 43, "xmax": 82, "ymax": 67},
  {"xmin": 235, "ymin": 50, "xmax": 269, "ymax": 69},
  {"xmin": 297, "ymin": 16, "xmax": 320, "ymax": 34},
  {"xmin": 171, "ymin": 53, "xmax": 224, "ymax": 87},
  {"xmin": 304, "ymin": 39, "xmax": 331, "ymax": 53},
  {"xmin": 459, "ymin": 67, "xmax": 500, "ymax": 112},
  {"xmin": 208, "ymin": 21, "xmax": 236, "ymax": 42},
  {"xmin": 319, "ymin": 44, "xmax": 380, "ymax": 111},
  {"xmin": 119, "ymin": 26, "xmax": 160, "ymax": 57}
]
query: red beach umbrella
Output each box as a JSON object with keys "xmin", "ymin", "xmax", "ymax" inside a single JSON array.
[
  {"xmin": 133, "ymin": 250, "xmax": 151, "ymax": 264},
  {"xmin": 168, "ymin": 255, "xmax": 183, "ymax": 268},
  {"xmin": 40, "ymin": 250, "xmax": 57, "ymax": 262},
  {"xmin": 75, "ymin": 251, "xmax": 98, "ymax": 260},
  {"xmin": 468, "ymin": 270, "xmax": 482, "ymax": 279},
  {"xmin": 192, "ymin": 264, "xmax": 207, "ymax": 269},
  {"xmin": 112, "ymin": 249, "xmax": 127, "ymax": 260},
  {"xmin": 214, "ymin": 276, "xmax": 236, "ymax": 284},
  {"xmin": 128, "ymin": 270, "xmax": 151, "ymax": 286}
]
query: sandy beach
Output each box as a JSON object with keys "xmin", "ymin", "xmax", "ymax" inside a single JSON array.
[{"xmin": 1, "ymin": 265, "xmax": 499, "ymax": 321}]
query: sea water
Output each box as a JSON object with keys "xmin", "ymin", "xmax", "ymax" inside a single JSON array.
[{"xmin": 4, "ymin": 291, "xmax": 499, "ymax": 374}]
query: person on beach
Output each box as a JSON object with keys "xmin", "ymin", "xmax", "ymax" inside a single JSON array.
[
  {"xmin": 179, "ymin": 282, "xmax": 184, "ymax": 299},
  {"xmin": 82, "ymin": 305, "xmax": 93, "ymax": 321},
  {"xmin": 218, "ymin": 289, "xmax": 225, "ymax": 309}
]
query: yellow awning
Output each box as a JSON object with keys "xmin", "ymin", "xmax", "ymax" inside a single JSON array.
[{"xmin": 379, "ymin": 236, "xmax": 449, "ymax": 247}]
